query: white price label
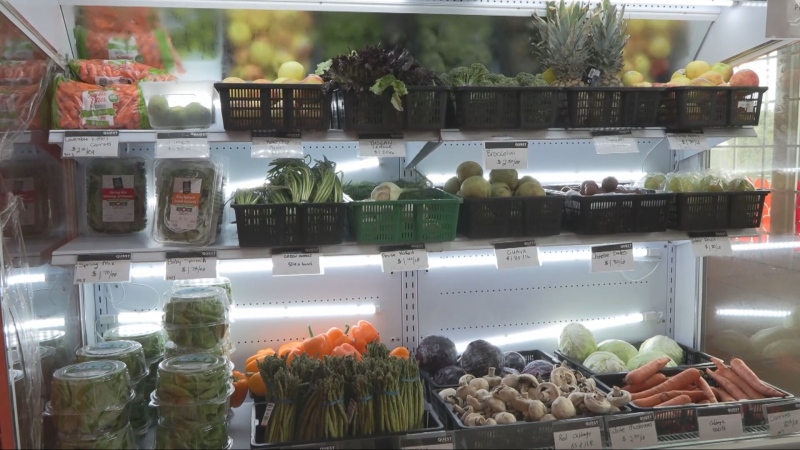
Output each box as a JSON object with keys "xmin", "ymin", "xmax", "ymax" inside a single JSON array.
[
  {"xmin": 494, "ymin": 241, "xmax": 540, "ymax": 269},
  {"xmin": 591, "ymin": 243, "xmax": 634, "ymax": 272},
  {"xmin": 381, "ymin": 245, "xmax": 429, "ymax": 272},
  {"xmin": 358, "ymin": 133, "xmax": 406, "ymax": 157},
  {"xmin": 251, "ymin": 132, "xmax": 303, "ymax": 158},
  {"xmin": 553, "ymin": 419, "xmax": 602, "ymax": 450},
  {"xmin": 73, "ymin": 254, "xmax": 131, "ymax": 284},
  {"xmin": 697, "ymin": 406, "xmax": 744, "ymax": 441},
  {"xmin": 155, "ymin": 132, "xmax": 210, "ymax": 158},
  {"xmin": 767, "ymin": 402, "xmax": 800, "ymax": 437},
  {"xmin": 400, "ymin": 434, "xmax": 454, "ymax": 450},
  {"xmin": 690, "ymin": 232, "xmax": 732, "ymax": 258},
  {"xmin": 260, "ymin": 403, "xmax": 275, "ymax": 427},
  {"xmin": 607, "ymin": 414, "xmax": 659, "ymax": 449},
  {"xmin": 272, "ymin": 250, "xmax": 322, "ymax": 276},
  {"xmin": 593, "ymin": 135, "xmax": 638, "ymax": 154},
  {"xmin": 667, "ymin": 133, "xmax": 709, "ymax": 151},
  {"xmin": 165, "ymin": 251, "xmax": 218, "ymax": 281},
  {"xmin": 62, "ymin": 131, "xmax": 119, "ymax": 158},
  {"xmin": 483, "ymin": 141, "xmax": 529, "ymax": 169}
]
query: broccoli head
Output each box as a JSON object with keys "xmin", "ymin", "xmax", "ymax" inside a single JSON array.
[
  {"xmin": 516, "ymin": 72, "xmax": 549, "ymax": 87},
  {"xmin": 480, "ymin": 73, "xmax": 519, "ymax": 87}
]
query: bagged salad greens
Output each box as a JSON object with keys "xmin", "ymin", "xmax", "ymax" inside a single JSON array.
[
  {"xmin": 86, "ymin": 159, "xmax": 147, "ymax": 234},
  {"xmin": 76, "ymin": 340, "xmax": 148, "ymax": 382},
  {"xmin": 155, "ymin": 420, "xmax": 230, "ymax": 449},
  {"xmin": 163, "ymin": 286, "xmax": 230, "ymax": 348},
  {"xmin": 103, "ymin": 323, "xmax": 165, "ymax": 360},
  {"xmin": 152, "ymin": 158, "xmax": 224, "ymax": 246},
  {"xmin": 173, "ymin": 277, "xmax": 234, "ymax": 306},
  {"xmin": 155, "ymin": 354, "xmax": 232, "ymax": 403},
  {"xmin": 57, "ymin": 423, "xmax": 137, "ymax": 450}
]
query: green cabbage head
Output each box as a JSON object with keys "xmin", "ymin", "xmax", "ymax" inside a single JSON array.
[
  {"xmin": 626, "ymin": 350, "xmax": 677, "ymax": 371},
  {"xmin": 558, "ymin": 323, "xmax": 597, "ymax": 362},
  {"xmin": 583, "ymin": 351, "xmax": 626, "ymax": 373},
  {"xmin": 597, "ymin": 339, "xmax": 638, "ymax": 364},
  {"xmin": 639, "ymin": 335, "xmax": 684, "ymax": 366}
]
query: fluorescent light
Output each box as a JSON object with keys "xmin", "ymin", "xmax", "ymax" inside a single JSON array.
[
  {"xmin": 454, "ymin": 313, "xmax": 645, "ymax": 352},
  {"xmin": 130, "ymin": 265, "xmax": 167, "ymax": 278},
  {"xmin": 228, "ymin": 177, "xmax": 269, "ymax": 193},
  {"xmin": 117, "ymin": 311, "xmax": 162, "ymax": 324},
  {"xmin": 6, "ymin": 273, "xmax": 45, "ymax": 285},
  {"xmin": 716, "ymin": 308, "xmax": 791, "ymax": 318},
  {"xmin": 4, "ymin": 317, "xmax": 65, "ymax": 334},
  {"xmin": 426, "ymin": 171, "xmax": 646, "ymax": 186},
  {"xmin": 337, "ymin": 158, "xmax": 380, "ymax": 172},
  {"xmin": 230, "ymin": 304, "xmax": 376, "ymax": 320},
  {"xmin": 731, "ymin": 242, "xmax": 800, "ymax": 251},
  {"xmin": 428, "ymin": 248, "xmax": 648, "ymax": 269}
]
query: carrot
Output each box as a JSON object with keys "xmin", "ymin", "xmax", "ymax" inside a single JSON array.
[
  {"xmin": 720, "ymin": 369, "xmax": 764, "ymax": 399},
  {"xmin": 633, "ymin": 392, "xmax": 668, "ymax": 407},
  {"xmin": 698, "ymin": 400, "xmax": 711, "ymax": 404},
  {"xmin": 625, "ymin": 357, "xmax": 672, "ymax": 385},
  {"xmin": 711, "ymin": 386, "xmax": 735, "ymax": 402},
  {"xmin": 706, "ymin": 369, "xmax": 749, "ymax": 400},
  {"xmin": 631, "ymin": 368, "xmax": 702, "ymax": 400},
  {"xmin": 730, "ymin": 358, "xmax": 785, "ymax": 398},
  {"xmin": 633, "ymin": 389, "xmax": 705, "ymax": 407},
  {"xmin": 696, "ymin": 376, "xmax": 717, "ymax": 403},
  {"xmin": 657, "ymin": 394, "xmax": 692, "ymax": 407},
  {"xmin": 625, "ymin": 373, "xmax": 667, "ymax": 393}
]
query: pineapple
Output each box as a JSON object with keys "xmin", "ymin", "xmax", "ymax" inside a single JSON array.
[
  {"xmin": 530, "ymin": 0, "xmax": 594, "ymax": 87},
  {"xmin": 588, "ymin": 0, "xmax": 628, "ymax": 87}
]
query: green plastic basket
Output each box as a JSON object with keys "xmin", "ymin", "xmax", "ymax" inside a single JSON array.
[{"xmin": 348, "ymin": 188, "xmax": 462, "ymax": 244}]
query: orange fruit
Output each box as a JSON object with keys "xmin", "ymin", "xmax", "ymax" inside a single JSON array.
[{"xmin": 248, "ymin": 372, "xmax": 267, "ymax": 397}]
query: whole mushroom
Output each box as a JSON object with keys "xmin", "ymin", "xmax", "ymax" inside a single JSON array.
[{"xmin": 532, "ymin": 382, "xmax": 560, "ymax": 406}]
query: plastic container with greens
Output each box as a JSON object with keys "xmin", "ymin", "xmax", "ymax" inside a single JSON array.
[
  {"xmin": 162, "ymin": 286, "xmax": 230, "ymax": 349},
  {"xmin": 150, "ymin": 383, "xmax": 234, "ymax": 426},
  {"xmin": 164, "ymin": 338, "xmax": 234, "ymax": 359},
  {"xmin": 152, "ymin": 158, "xmax": 224, "ymax": 246},
  {"xmin": 76, "ymin": 340, "xmax": 148, "ymax": 383},
  {"xmin": 85, "ymin": 158, "xmax": 148, "ymax": 234},
  {"xmin": 129, "ymin": 380, "xmax": 151, "ymax": 431},
  {"xmin": 173, "ymin": 277, "xmax": 234, "ymax": 306},
  {"xmin": 154, "ymin": 419, "xmax": 231, "ymax": 449},
  {"xmin": 37, "ymin": 329, "xmax": 69, "ymax": 367},
  {"xmin": 103, "ymin": 323, "xmax": 165, "ymax": 360},
  {"xmin": 154, "ymin": 354, "xmax": 232, "ymax": 404},
  {"xmin": 57, "ymin": 423, "xmax": 137, "ymax": 450}
]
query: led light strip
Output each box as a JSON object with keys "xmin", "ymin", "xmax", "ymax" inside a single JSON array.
[
  {"xmin": 716, "ymin": 308, "xmax": 791, "ymax": 318},
  {"xmin": 428, "ymin": 248, "xmax": 649, "ymax": 269},
  {"xmin": 117, "ymin": 304, "xmax": 376, "ymax": 324},
  {"xmin": 731, "ymin": 242, "xmax": 800, "ymax": 252},
  {"xmin": 6, "ymin": 273, "xmax": 46, "ymax": 285}
]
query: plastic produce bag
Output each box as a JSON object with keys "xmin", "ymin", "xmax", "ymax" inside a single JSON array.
[
  {"xmin": 634, "ymin": 172, "xmax": 667, "ymax": 191},
  {"xmin": 664, "ymin": 172, "xmax": 700, "ymax": 193},
  {"xmin": 75, "ymin": 26, "xmax": 178, "ymax": 72},
  {"xmin": 69, "ymin": 59, "xmax": 176, "ymax": 86},
  {"xmin": 53, "ymin": 76, "xmax": 149, "ymax": 129}
]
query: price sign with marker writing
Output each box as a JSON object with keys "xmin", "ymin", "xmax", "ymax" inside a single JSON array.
[
  {"xmin": 63, "ymin": 131, "xmax": 119, "ymax": 158},
  {"xmin": 591, "ymin": 243, "xmax": 634, "ymax": 273},
  {"xmin": 483, "ymin": 141, "xmax": 528, "ymax": 169},
  {"xmin": 165, "ymin": 251, "xmax": 218, "ymax": 281},
  {"xmin": 380, "ymin": 244, "xmax": 429, "ymax": 272},
  {"xmin": 607, "ymin": 413, "xmax": 659, "ymax": 449},
  {"xmin": 697, "ymin": 405, "xmax": 743, "ymax": 441},
  {"xmin": 553, "ymin": 418, "xmax": 603, "ymax": 450},
  {"xmin": 690, "ymin": 231, "xmax": 732, "ymax": 258},
  {"xmin": 358, "ymin": 133, "xmax": 406, "ymax": 157},
  {"xmin": 667, "ymin": 129, "xmax": 709, "ymax": 151},
  {"xmin": 592, "ymin": 131, "xmax": 638, "ymax": 154},
  {"xmin": 767, "ymin": 402, "xmax": 800, "ymax": 437},
  {"xmin": 156, "ymin": 132, "xmax": 209, "ymax": 158},
  {"xmin": 251, "ymin": 131, "xmax": 303, "ymax": 158},
  {"xmin": 272, "ymin": 247, "xmax": 322, "ymax": 276},
  {"xmin": 494, "ymin": 240, "xmax": 540, "ymax": 269},
  {"xmin": 74, "ymin": 253, "xmax": 131, "ymax": 284}
]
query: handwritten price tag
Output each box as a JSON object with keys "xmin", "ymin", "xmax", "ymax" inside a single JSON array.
[
  {"xmin": 592, "ymin": 132, "xmax": 638, "ymax": 154},
  {"xmin": 483, "ymin": 141, "xmax": 528, "ymax": 169},
  {"xmin": 272, "ymin": 248, "xmax": 322, "ymax": 276},
  {"xmin": 494, "ymin": 241, "xmax": 540, "ymax": 269},
  {"xmin": 607, "ymin": 413, "xmax": 659, "ymax": 449},
  {"xmin": 165, "ymin": 251, "xmax": 218, "ymax": 281},
  {"xmin": 591, "ymin": 243, "xmax": 634, "ymax": 273},
  {"xmin": 252, "ymin": 131, "xmax": 303, "ymax": 158},
  {"xmin": 667, "ymin": 132, "xmax": 709, "ymax": 151},
  {"xmin": 400, "ymin": 434, "xmax": 454, "ymax": 450},
  {"xmin": 689, "ymin": 231, "xmax": 732, "ymax": 257},
  {"xmin": 767, "ymin": 402, "xmax": 800, "ymax": 437},
  {"xmin": 73, "ymin": 253, "xmax": 131, "ymax": 284},
  {"xmin": 358, "ymin": 133, "xmax": 406, "ymax": 157},
  {"xmin": 380, "ymin": 244, "xmax": 429, "ymax": 272},
  {"xmin": 553, "ymin": 418, "xmax": 602, "ymax": 450},
  {"xmin": 63, "ymin": 131, "xmax": 119, "ymax": 158},
  {"xmin": 697, "ymin": 405, "xmax": 743, "ymax": 441},
  {"xmin": 155, "ymin": 132, "xmax": 210, "ymax": 158}
]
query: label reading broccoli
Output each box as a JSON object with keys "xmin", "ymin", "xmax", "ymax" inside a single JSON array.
[{"xmin": 168, "ymin": 178, "xmax": 202, "ymax": 231}]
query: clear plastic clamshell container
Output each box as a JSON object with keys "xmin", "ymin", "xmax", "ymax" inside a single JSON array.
[
  {"xmin": 49, "ymin": 360, "xmax": 134, "ymax": 412},
  {"xmin": 56, "ymin": 423, "xmax": 137, "ymax": 450},
  {"xmin": 162, "ymin": 286, "xmax": 230, "ymax": 349},
  {"xmin": 173, "ymin": 277, "xmax": 234, "ymax": 306},
  {"xmin": 103, "ymin": 323, "xmax": 166, "ymax": 360},
  {"xmin": 155, "ymin": 418, "xmax": 232, "ymax": 449},
  {"xmin": 76, "ymin": 339, "xmax": 148, "ymax": 383},
  {"xmin": 139, "ymin": 81, "xmax": 216, "ymax": 130},
  {"xmin": 164, "ymin": 337, "xmax": 235, "ymax": 359},
  {"xmin": 155, "ymin": 353, "xmax": 232, "ymax": 404},
  {"xmin": 150, "ymin": 382, "xmax": 234, "ymax": 427}
]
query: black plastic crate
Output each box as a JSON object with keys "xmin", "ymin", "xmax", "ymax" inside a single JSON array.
[
  {"xmin": 453, "ymin": 87, "xmax": 520, "ymax": 130},
  {"xmin": 730, "ymin": 87, "xmax": 768, "ymax": 126},
  {"xmin": 554, "ymin": 342, "xmax": 715, "ymax": 377},
  {"xmin": 668, "ymin": 190, "xmax": 770, "ymax": 231},
  {"xmin": 214, "ymin": 83, "xmax": 332, "ymax": 131},
  {"xmin": 342, "ymin": 87, "xmax": 448, "ymax": 132},
  {"xmin": 623, "ymin": 88, "xmax": 666, "ymax": 128},
  {"xmin": 231, "ymin": 202, "xmax": 346, "ymax": 247},
  {"xmin": 457, "ymin": 194, "xmax": 565, "ymax": 239},
  {"xmin": 250, "ymin": 402, "xmax": 444, "ymax": 449},
  {"xmin": 565, "ymin": 87, "xmax": 625, "ymax": 128},
  {"xmin": 658, "ymin": 87, "xmax": 729, "ymax": 128},
  {"xmin": 519, "ymin": 87, "xmax": 564, "ymax": 129},
  {"xmin": 561, "ymin": 191, "xmax": 673, "ymax": 234},
  {"xmin": 593, "ymin": 368, "xmax": 793, "ymax": 437}
]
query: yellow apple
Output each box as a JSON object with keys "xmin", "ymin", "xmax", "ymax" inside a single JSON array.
[
  {"xmin": 671, "ymin": 69, "xmax": 686, "ymax": 80},
  {"xmin": 711, "ymin": 62, "xmax": 734, "ymax": 83},
  {"xmin": 685, "ymin": 61, "xmax": 711, "ymax": 80},
  {"xmin": 222, "ymin": 76, "xmax": 246, "ymax": 83},
  {"xmin": 689, "ymin": 77, "xmax": 715, "ymax": 87},
  {"xmin": 670, "ymin": 76, "xmax": 691, "ymax": 86},
  {"xmin": 698, "ymin": 70, "xmax": 724, "ymax": 85},
  {"xmin": 634, "ymin": 81, "xmax": 653, "ymax": 88},
  {"xmin": 227, "ymin": 21, "xmax": 252, "ymax": 47},
  {"xmin": 277, "ymin": 61, "xmax": 305, "ymax": 81},
  {"xmin": 272, "ymin": 77, "xmax": 289, "ymax": 84},
  {"xmin": 622, "ymin": 70, "xmax": 644, "ymax": 87}
]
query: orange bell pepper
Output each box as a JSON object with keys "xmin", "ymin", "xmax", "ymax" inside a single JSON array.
[
  {"xmin": 230, "ymin": 371, "xmax": 249, "ymax": 408},
  {"xmin": 248, "ymin": 372, "xmax": 267, "ymax": 397},
  {"xmin": 332, "ymin": 343, "xmax": 362, "ymax": 361},
  {"xmin": 278, "ymin": 342, "xmax": 303, "ymax": 358},
  {"xmin": 389, "ymin": 346, "xmax": 410, "ymax": 359},
  {"xmin": 302, "ymin": 326, "xmax": 331, "ymax": 359},
  {"xmin": 351, "ymin": 320, "xmax": 380, "ymax": 354},
  {"xmin": 257, "ymin": 347, "xmax": 276, "ymax": 356},
  {"xmin": 326, "ymin": 326, "xmax": 354, "ymax": 348},
  {"xmin": 286, "ymin": 347, "xmax": 303, "ymax": 366}
]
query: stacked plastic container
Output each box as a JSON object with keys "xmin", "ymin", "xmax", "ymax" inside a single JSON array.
[
  {"xmin": 170, "ymin": 279, "xmax": 236, "ymax": 357},
  {"xmin": 162, "ymin": 286, "xmax": 233, "ymax": 358},
  {"xmin": 45, "ymin": 361, "xmax": 137, "ymax": 449}
]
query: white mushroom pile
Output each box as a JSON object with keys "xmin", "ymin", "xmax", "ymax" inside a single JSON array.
[{"xmin": 438, "ymin": 363, "xmax": 632, "ymax": 426}]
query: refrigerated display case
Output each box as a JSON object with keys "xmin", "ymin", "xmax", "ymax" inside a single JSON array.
[{"xmin": 5, "ymin": 0, "xmax": 800, "ymax": 448}]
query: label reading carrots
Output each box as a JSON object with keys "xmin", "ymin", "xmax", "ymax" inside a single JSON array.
[
  {"xmin": 167, "ymin": 178, "xmax": 202, "ymax": 231},
  {"xmin": 697, "ymin": 405, "xmax": 743, "ymax": 441},
  {"xmin": 102, "ymin": 175, "xmax": 135, "ymax": 223},
  {"xmin": 63, "ymin": 131, "xmax": 120, "ymax": 158},
  {"xmin": 767, "ymin": 401, "xmax": 800, "ymax": 436}
]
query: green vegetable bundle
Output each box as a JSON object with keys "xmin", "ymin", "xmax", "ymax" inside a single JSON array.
[
  {"xmin": 155, "ymin": 354, "xmax": 232, "ymax": 403},
  {"xmin": 155, "ymin": 420, "xmax": 229, "ymax": 449},
  {"xmin": 173, "ymin": 277, "xmax": 234, "ymax": 306},
  {"xmin": 49, "ymin": 361, "xmax": 133, "ymax": 412},
  {"xmin": 86, "ymin": 158, "xmax": 147, "ymax": 234},
  {"xmin": 76, "ymin": 340, "xmax": 148, "ymax": 382},
  {"xmin": 103, "ymin": 323, "xmax": 165, "ymax": 360},
  {"xmin": 57, "ymin": 424, "xmax": 137, "ymax": 450},
  {"xmin": 233, "ymin": 156, "xmax": 344, "ymax": 206}
]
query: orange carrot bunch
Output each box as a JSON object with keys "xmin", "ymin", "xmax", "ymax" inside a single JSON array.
[{"xmin": 53, "ymin": 76, "xmax": 148, "ymax": 129}]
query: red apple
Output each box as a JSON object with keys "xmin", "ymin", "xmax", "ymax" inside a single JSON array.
[{"xmin": 730, "ymin": 69, "xmax": 760, "ymax": 87}]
